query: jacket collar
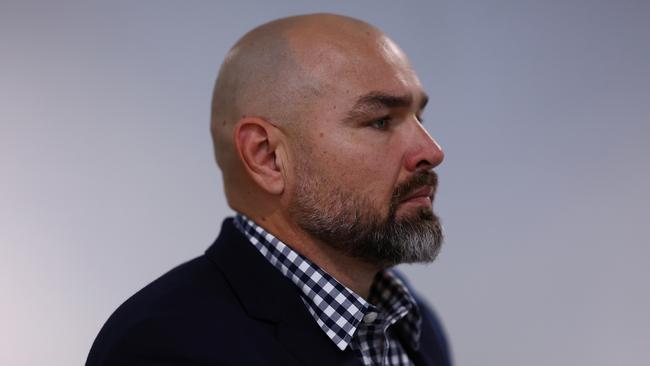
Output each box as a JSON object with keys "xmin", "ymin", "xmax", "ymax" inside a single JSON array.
[{"xmin": 205, "ymin": 218, "xmax": 363, "ymax": 366}]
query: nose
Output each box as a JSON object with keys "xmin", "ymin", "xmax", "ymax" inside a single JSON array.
[{"xmin": 404, "ymin": 122, "xmax": 444, "ymax": 172}]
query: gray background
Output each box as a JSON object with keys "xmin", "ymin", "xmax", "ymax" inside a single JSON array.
[{"xmin": 2, "ymin": 1, "xmax": 649, "ymax": 365}]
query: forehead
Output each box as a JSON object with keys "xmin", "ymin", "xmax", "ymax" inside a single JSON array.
[
  {"xmin": 292, "ymin": 32, "xmax": 424, "ymax": 104},
  {"xmin": 353, "ymin": 40, "xmax": 421, "ymax": 95}
]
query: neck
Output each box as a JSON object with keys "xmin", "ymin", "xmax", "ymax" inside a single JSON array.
[{"xmin": 246, "ymin": 210, "xmax": 381, "ymax": 299}]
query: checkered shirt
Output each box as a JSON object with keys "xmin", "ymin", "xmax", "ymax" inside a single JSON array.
[{"xmin": 234, "ymin": 214, "xmax": 422, "ymax": 366}]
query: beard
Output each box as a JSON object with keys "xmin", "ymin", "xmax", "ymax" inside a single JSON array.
[{"xmin": 288, "ymin": 167, "xmax": 443, "ymax": 267}]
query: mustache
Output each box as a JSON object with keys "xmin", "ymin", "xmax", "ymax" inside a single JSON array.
[{"xmin": 392, "ymin": 170, "xmax": 438, "ymax": 204}]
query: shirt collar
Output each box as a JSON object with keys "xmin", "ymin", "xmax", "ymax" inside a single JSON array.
[{"xmin": 233, "ymin": 214, "xmax": 421, "ymax": 350}]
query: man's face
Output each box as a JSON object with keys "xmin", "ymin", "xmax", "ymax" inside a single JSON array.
[{"xmin": 286, "ymin": 35, "xmax": 445, "ymax": 266}]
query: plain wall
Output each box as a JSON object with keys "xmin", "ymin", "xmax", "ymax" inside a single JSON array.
[{"xmin": 2, "ymin": 1, "xmax": 649, "ymax": 365}]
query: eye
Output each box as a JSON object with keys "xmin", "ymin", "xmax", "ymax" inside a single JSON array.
[{"xmin": 370, "ymin": 117, "xmax": 391, "ymax": 130}]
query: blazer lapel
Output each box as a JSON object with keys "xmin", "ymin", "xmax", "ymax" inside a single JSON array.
[
  {"xmin": 273, "ymin": 288, "xmax": 363, "ymax": 366},
  {"xmin": 206, "ymin": 219, "xmax": 363, "ymax": 366}
]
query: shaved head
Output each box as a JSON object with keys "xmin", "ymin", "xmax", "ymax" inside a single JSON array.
[
  {"xmin": 211, "ymin": 13, "xmax": 381, "ymax": 127},
  {"xmin": 210, "ymin": 14, "xmax": 401, "ymax": 206}
]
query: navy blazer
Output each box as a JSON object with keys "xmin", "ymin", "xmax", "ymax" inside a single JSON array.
[{"xmin": 86, "ymin": 218, "xmax": 452, "ymax": 365}]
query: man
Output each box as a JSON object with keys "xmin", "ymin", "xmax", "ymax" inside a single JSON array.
[{"xmin": 87, "ymin": 13, "xmax": 451, "ymax": 366}]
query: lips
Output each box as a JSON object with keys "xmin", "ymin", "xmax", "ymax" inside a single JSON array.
[
  {"xmin": 392, "ymin": 171, "xmax": 438, "ymax": 210},
  {"xmin": 401, "ymin": 186, "xmax": 434, "ymax": 203}
]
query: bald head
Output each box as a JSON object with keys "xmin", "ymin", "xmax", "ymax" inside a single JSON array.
[
  {"xmin": 210, "ymin": 13, "xmax": 418, "ymax": 213},
  {"xmin": 211, "ymin": 13, "xmax": 384, "ymax": 162}
]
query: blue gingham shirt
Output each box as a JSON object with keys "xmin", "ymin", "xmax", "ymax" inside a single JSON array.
[{"xmin": 234, "ymin": 214, "xmax": 422, "ymax": 366}]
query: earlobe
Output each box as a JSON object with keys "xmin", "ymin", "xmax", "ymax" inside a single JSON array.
[{"xmin": 235, "ymin": 117, "xmax": 285, "ymax": 195}]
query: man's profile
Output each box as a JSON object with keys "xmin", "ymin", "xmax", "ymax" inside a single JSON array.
[{"xmin": 86, "ymin": 13, "xmax": 451, "ymax": 366}]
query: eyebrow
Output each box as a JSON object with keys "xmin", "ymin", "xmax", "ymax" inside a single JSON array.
[{"xmin": 343, "ymin": 91, "xmax": 429, "ymax": 123}]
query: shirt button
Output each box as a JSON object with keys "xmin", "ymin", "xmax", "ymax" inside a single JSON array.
[{"xmin": 363, "ymin": 311, "xmax": 378, "ymax": 324}]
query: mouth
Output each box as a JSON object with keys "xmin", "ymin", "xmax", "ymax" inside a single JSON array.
[{"xmin": 399, "ymin": 186, "xmax": 434, "ymax": 207}]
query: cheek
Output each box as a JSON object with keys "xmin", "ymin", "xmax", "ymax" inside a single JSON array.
[{"xmin": 315, "ymin": 135, "xmax": 401, "ymax": 204}]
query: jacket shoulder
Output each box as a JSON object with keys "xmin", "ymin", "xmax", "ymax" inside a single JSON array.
[{"xmin": 85, "ymin": 254, "xmax": 254, "ymax": 365}]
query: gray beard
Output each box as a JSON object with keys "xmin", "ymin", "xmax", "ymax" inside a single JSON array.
[{"xmin": 289, "ymin": 171, "xmax": 443, "ymax": 267}]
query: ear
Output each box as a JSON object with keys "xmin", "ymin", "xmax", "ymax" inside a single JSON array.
[{"xmin": 234, "ymin": 117, "xmax": 285, "ymax": 195}]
